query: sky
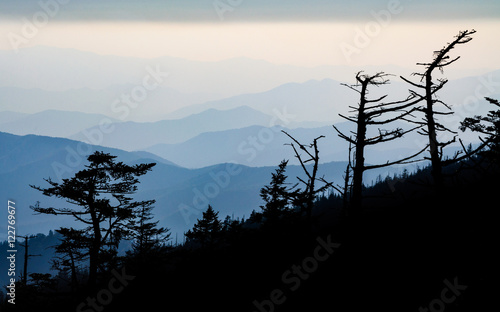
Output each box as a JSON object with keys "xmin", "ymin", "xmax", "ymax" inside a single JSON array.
[{"xmin": 0, "ymin": 0, "xmax": 499, "ymax": 69}]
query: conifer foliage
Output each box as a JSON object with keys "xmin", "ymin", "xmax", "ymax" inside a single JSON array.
[
  {"xmin": 30, "ymin": 151, "xmax": 156, "ymax": 287},
  {"xmin": 127, "ymin": 201, "xmax": 171, "ymax": 256},
  {"xmin": 185, "ymin": 205, "xmax": 222, "ymax": 248},
  {"xmin": 259, "ymin": 160, "xmax": 298, "ymax": 224}
]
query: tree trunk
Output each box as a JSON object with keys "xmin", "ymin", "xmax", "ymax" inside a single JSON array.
[
  {"xmin": 88, "ymin": 199, "xmax": 101, "ymax": 289},
  {"xmin": 342, "ymin": 163, "xmax": 351, "ymax": 215},
  {"xmin": 425, "ymin": 74, "xmax": 444, "ymax": 189},
  {"xmin": 69, "ymin": 251, "xmax": 78, "ymax": 292},
  {"xmin": 351, "ymin": 125, "xmax": 366, "ymax": 213},
  {"xmin": 351, "ymin": 97, "xmax": 367, "ymax": 214}
]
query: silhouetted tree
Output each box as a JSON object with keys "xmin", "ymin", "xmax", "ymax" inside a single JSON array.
[
  {"xmin": 460, "ymin": 97, "xmax": 500, "ymax": 162},
  {"xmin": 127, "ymin": 201, "xmax": 171, "ymax": 256},
  {"xmin": 30, "ymin": 151, "xmax": 156, "ymax": 287},
  {"xmin": 221, "ymin": 215, "xmax": 243, "ymax": 244},
  {"xmin": 17, "ymin": 234, "xmax": 41, "ymax": 286},
  {"xmin": 28, "ymin": 273, "xmax": 55, "ymax": 292},
  {"xmin": 401, "ymin": 29, "xmax": 476, "ymax": 188},
  {"xmin": 341, "ymin": 140, "xmax": 354, "ymax": 214},
  {"xmin": 185, "ymin": 205, "xmax": 222, "ymax": 248},
  {"xmin": 281, "ymin": 132, "xmax": 338, "ymax": 224},
  {"xmin": 334, "ymin": 72, "xmax": 425, "ymax": 214},
  {"xmin": 248, "ymin": 209, "xmax": 263, "ymax": 224},
  {"xmin": 51, "ymin": 227, "xmax": 89, "ymax": 292},
  {"xmin": 259, "ymin": 159, "xmax": 298, "ymax": 225}
]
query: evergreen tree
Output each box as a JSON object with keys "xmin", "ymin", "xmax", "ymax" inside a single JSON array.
[
  {"xmin": 30, "ymin": 151, "xmax": 156, "ymax": 287},
  {"xmin": 460, "ymin": 97, "xmax": 500, "ymax": 162},
  {"xmin": 259, "ymin": 160, "xmax": 298, "ymax": 224},
  {"xmin": 51, "ymin": 227, "xmax": 89, "ymax": 292},
  {"xmin": 222, "ymin": 215, "xmax": 241, "ymax": 233},
  {"xmin": 221, "ymin": 215, "xmax": 243, "ymax": 244},
  {"xmin": 127, "ymin": 201, "xmax": 171, "ymax": 256},
  {"xmin": 185, "ymin": 205, "xmax": 222, "ymax": 248},
  {"xmin": 248, "ymin": 209, "xmax": 263, "ymax": 224}
]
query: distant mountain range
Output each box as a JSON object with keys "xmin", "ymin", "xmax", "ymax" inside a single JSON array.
[
  {"xmin": 167, "ymin": 72, "xmax": 500, "ymax": 122},
  {"xmin": 1, "ymin": 46, "xmax": 496, "ymax": 122},
  {"xmin": 166, "ymin": 78, "xmax": 355, "ymax": 122},
  {"xmin": 1, "ymin": 46, "xmax": 498, "ymax": 239},
  {"xmin": 0, "ymin": 85, "xmax": 221, "ymax": 121},
  {"xmin": 142, "ymin": 121, "xmax": 443, "ymax": 168},
  {"xmin": 2, "ymin": 69, "xmax": 497, "ymax": 138},
  {"xmin": 0, "ymin": 132, "xmax": 409, "ymax": 240},
  {"xmin": 0, "ymin": 46, "xmax": 337, "ymax": 98},
  {"xmin": 0, "ymin": 107, "xmax": 485, "ymax": 169},
  {"xmin": 0, "ymin": 107, "xmax": 449, "ymax": 169},
  {"xmin": 2, "ymin": 46, "xmax": 490, "ymax": 95},
  {"xmin": 4, "ymin": 72, "xmax": 499, "ymax": 125},
  {"xmin": 0, "ymin": 106, "xmax": 328, "ymax": 151},
  {"xmin": 68, "ymin": 105, "xmax": 316, "ymax": 149},
  {"xmin": 0, "ymin": 110, "xmax": 120, "ymax": 138}
]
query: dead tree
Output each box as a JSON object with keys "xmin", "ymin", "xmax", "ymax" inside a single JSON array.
[
  {"xmin": 17, "ymin": 234, "xmax": 41, "ymax": 286},
  {"xmin": 282, "ymin": 131, "xmax": 340, "ymax": 225},
  {"xmin": 333, "ymin": 72, "xmax": 426, "ymax": 215},
  {"xmin": 400, "ymin": 29, "xmax": 476, "ymax": 189}
]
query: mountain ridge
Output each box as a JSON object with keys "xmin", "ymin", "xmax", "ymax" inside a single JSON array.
[{"xmin": 0, "ymin": 131, "xmax": 409, "ymax": 239}]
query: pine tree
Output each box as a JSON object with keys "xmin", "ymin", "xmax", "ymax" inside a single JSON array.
[
  {"xmin": 185, "ymin": 205, "xmax": 222, "ymax": 248},
  {"xmin": 259, "ymin": 160, "xmax": 298, "ymax": 224},
  {"xmin": 51, "ymin": 227, "xmax": 89, "ymax": 292},
  {"xmin": 460, "ymin": 97, "xmax": 500, "ymax": 163},
  {"xmin": 127, "ymin": 201, "xmax": 170, "ymax": 256},
  {"xmin": 30, "ymin": 151, "xmax": 156, "ymax": 287}
]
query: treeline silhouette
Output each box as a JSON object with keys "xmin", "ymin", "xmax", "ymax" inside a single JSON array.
[
  {"xmin": 2, "ymin": 30, "xmax": 499, "ymax": 312},
  {"xmin": 3, "ymin": 147, "xmax": 497, "ymax": 312}
]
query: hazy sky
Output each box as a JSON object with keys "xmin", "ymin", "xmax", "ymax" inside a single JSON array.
[{"xmin": 0, "ymin": 0, "xmax": 499, "ymax": 68}]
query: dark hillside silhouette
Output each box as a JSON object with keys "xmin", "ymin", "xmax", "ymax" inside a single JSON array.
[{"xmin": 2, "ymin": 150, "xmax": 498, "ymax": 312}]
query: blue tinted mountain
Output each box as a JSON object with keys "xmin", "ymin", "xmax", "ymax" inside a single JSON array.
[
  {"xmin": 0, "ymin": 110, "xmax": 119, "ymax": 138},
  {"xmin": 0, "ymin": 85, "xmax": 220, "ymax": 121},
  {"xmin": 69, "ymin": 106, "xmax": 280, "ymax": 150},
  {"xmin": 143, "ymin": 122, "xmax": 433, "ymax": 168},
  {"xmin": 0, "ymin": 132, "xmax": 408, "ymax": 241}
]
